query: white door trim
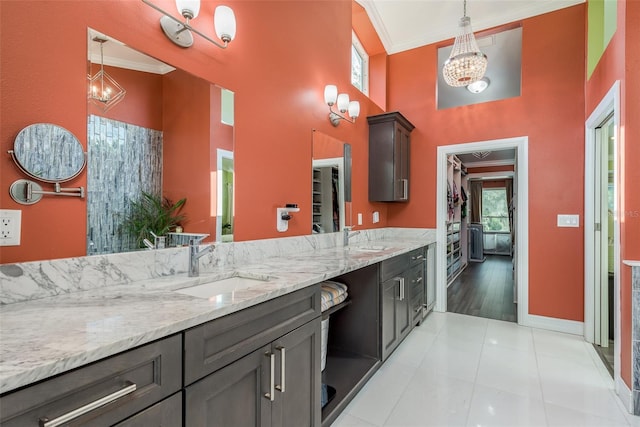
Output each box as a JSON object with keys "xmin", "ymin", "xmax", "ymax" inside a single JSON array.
[
  {"xmin": 584, "ymin": 81, "xmax": 622, "ymax": 392},
  {"xmin": 436, "ymin": 137, "xmax": 529, "ymax": 325}
]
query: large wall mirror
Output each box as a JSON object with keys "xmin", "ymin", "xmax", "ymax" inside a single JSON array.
[
  {"xmin": 86, "ymin": 29, "xmax": 235, "ymax": 255},
  {"xmin": 311, "ymin": 130, "xmax": 352, "ymax": 234}
]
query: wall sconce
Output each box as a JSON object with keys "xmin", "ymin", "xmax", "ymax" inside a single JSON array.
[
  {"xmin": 324, "ymin": 85, "xmax": 360, "ymax": 127},
  {"xmin": 141, "ymin": 0, "xmax": 236, "ymax": 49}
]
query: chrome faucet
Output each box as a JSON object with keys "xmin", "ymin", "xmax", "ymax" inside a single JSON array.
[
  {"xmin": 343, "ymin": 226, "xmax": 361, "ymax": 246},
  {"xmin": 189, "ymin": 236, "xmax": 215, "ymax": 277}
]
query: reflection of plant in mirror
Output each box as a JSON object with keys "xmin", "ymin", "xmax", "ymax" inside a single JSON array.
[{"xmin": 122, "ymin": 191, "xmax": 186, "ymax": 248}]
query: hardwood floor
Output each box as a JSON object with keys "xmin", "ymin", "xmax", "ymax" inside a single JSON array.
[{"xmin": 447, "ymin": 255, "xmax": 517, "ymax": 322}]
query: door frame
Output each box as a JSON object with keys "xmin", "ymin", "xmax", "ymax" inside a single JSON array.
[
  {"xmin": 584, "ymin": 81, "xmax": 622, "ymax": 392},
  {"xmin": 436, "ymin": 137, "xmax": 529, "ymax": 324}
]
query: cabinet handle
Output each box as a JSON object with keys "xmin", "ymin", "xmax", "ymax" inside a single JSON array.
[
  {"xmin": 264, "ymin": 353, "xmax": 276, "ymax": 402},
  {"xmin": 415, "ymin": 277, "xmax": 423, "ymax": 284},
  {"xmin": 264, "ymin": 352, "xmax": 275, "ymax": 401},
  {"xmin": 412, "ymin": 254, "xmax": 424, "ymax": 261},
  {"xmin": 275, "ymin": 346, "xmax": 286, "ymax": 393},
  {"xmin": 39, "ymin": 382, "xmax": 137, "ymax": 427},
  {"xmin": 401, "ymin": 179, "xmax": 408, "ymax": 200},
  {"xmin": 395, "ymin": 277, "xmax": 405, "ymax": 301}
]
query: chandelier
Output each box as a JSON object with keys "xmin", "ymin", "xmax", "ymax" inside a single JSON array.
[
  {"xmin": 442, "ymin": 0, "xmax": 488, "ymax": 87},
  {"xmin": 88, "ymin": 37, "xmax": 126, "ymax": 112}
]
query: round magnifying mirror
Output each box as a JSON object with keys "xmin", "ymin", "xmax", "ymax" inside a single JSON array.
[{"xmin": 11, "ymin": 123, "xmax": 86, "ymax": 183}]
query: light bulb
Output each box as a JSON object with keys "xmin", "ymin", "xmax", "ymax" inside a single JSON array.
[
  {"xmin": 324, "ymin": 85, "xmax": 337, "ymax": 106},
  {"xmin": 337, "ymin": 94, "xmax": 349, "ymax": 113},
  {"xmin": 176, "ymin": 0, "xmax": 200, "ymax": 19},
  {"xmin": 348, "ymin": 101, "xmax": 360, "ymax": 119},
  {"xmin": 214, "ymin": 5, "xmax": 236, "ymax": 42}
]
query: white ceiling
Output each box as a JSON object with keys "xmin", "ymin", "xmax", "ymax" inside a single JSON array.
[{"xmin": 357, "ymin": 0, "xmax": 584, "ymax": 54}]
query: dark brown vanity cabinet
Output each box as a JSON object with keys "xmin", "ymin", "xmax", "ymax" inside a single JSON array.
[
  {"xmin": 367, "ymin": 112, "xmax": 415, "ymax": 202},
  {"xmin": 0, "ymin": 335, "xmax": 182, "ymax": 427},
  {"xmin": 184, "ymin": 285, "xmax": 322, "ymax": 427},
  {"xmin": 380, "ymin": 247, "xmax": 426, "ymax": 361}
]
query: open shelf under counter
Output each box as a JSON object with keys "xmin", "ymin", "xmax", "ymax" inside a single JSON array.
[{"xmin": 321, "ymin": 350, "xmax": 380, "ymax": 427}]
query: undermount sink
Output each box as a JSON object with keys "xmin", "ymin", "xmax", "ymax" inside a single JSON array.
[
  {"xmin": 347, "ymin": 245, "xmax": 388, "ymax": 252},
  {"xmin": 174, "ymin": 274, "xmax": 271, "ymax": 299}
]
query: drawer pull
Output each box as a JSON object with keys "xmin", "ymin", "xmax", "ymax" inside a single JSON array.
[
  {"xmin": 39, "ymin": 382, "xmax": 137, "ymax": 427},
  {"xmin": 412, "ymin": 255, "xmax": 424, "ymax": 261},
  {"xmin": 264, "ymin": 352, "xmax": 275, "ymax": 401},
  {"xmin": 276, "ymin": 346, "xmax": 286, "ymax": 393}
]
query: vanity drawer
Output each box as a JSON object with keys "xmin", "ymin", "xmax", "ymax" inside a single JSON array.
[
  {"xmin": 0, "ymin": 334, "xmax": 182, "ymax": 427},
  {"xmin": 184, "ymin": 284, "xmax": 321, "ymax": 385}
]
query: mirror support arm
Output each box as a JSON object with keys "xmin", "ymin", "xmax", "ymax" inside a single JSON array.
[{"xmin": 9, "ymin": 179, "xmax": 85, "ymax": 205}]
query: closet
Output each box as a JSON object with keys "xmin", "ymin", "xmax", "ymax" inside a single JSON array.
[
  {"xmin": 312, "ymin": 166, "xmax": 340, "ymax": 233},
  {"xmin": 446, "ymin": 155, "xmax": 468, "ymax": 284}
]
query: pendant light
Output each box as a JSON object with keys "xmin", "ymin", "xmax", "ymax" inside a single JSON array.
[
  {"xmin": 88, "ymin": 37, "xmax": 126, "ymax": 112},
  {"xmin": 442, "ymin": 0, "xmax": 488, "ymax": 87}
]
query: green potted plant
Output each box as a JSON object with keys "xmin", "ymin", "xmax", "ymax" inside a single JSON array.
[{"xmin": 122, "ymin": 191, "xmax": 186, "ymax": 249}]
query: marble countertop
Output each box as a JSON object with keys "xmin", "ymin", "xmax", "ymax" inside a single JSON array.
[{"xmin": 0, "ymin": 237, "xmax": 433, "ymax": 395}]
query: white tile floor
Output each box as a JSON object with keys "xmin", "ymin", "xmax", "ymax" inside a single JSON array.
[{"xmin": 330, "ymin": 312, "xmax": 640, "ymax": 427}]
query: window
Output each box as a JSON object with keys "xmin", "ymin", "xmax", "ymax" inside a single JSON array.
[
  {"xmin": 481, "ymin": 188, "xmax": 509, "ymax": 232},
  {"xmin": 351, "ymin": 31, "xmax": 369, "ymax": 95}
]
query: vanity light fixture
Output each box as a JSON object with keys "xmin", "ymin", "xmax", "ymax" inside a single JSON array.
[
  {"xmin": 466, "ymin": 77, "xmax": 490, "ymax": 93},
  {"xmin": 88, "ymin": 37, "xmax": 126, "ymax": 112},
  {"xmin": 141, "ymin": 0, "xmax": 236, "ymax": 49},
  {"xmin": 442, "ymin": 0, "xmax": 488, "ymax": 87},
  {"xmin": 324, "ymin": 85, "xmax": 360, "ymax": 127}
]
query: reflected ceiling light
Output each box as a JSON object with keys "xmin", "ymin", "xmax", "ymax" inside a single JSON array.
[
  {"xmin": 472, "ymin": 151, "xmax": 492, "ymax": 159},
  {"xmin": 88, "ymin": 37, "xmax": 126, "ymax": 112},
  {"xmin": 442, "ymin": 0, "xmax": 488, "ymax": 87},
  {"xmin": 141, "ymin": 0, "xmax": 236, "ymax": 49},
  {"xmin": 324, "ymin": 85, "xmax": 360, "ymax": 127},
  {"xmin": 467, "ymin": 77, "xmax": 490, "ymax": 93}
]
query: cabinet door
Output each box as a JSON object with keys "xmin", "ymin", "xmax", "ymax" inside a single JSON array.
[
  {"xmin": 393, "ymin": 125, "xmax": 410, "ymax": 201},
  {"xmin": 271, "ymin": 319, "xmax": 321, "ymax": 427},
  {"xmin": 185, "ymin": 345, "xmax": 272, "ymax": 427},
  {"xmin": 381, "ymin": 277, "xmax": 399, "ymax": 360},
  {"xmin": 396, "ymin": 275, "xmax": 411, "ymax": 340}
]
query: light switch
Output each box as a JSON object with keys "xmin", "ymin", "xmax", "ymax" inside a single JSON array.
[
  {"xmin": 557, "ymin": 214, "xmax": 579, "ymax": 228},
  {"xmin": 357, "ymin": 213, "xmax": 363, "ymax": 225}
]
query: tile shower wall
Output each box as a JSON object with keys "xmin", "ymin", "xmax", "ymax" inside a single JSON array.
[{"xmin": 87, "ymin": 115, "xmax": 163, "ymax": 254}]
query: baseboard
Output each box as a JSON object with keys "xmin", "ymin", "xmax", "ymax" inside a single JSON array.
[
  {"xmin": 616, "ymin": 376, "xmax": 634, "ymax": 414},
  {"xmin": 520, "ymin": 313, "xmax": 584, "ymax": 335}
]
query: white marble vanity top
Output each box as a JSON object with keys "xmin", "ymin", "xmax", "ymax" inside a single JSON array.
[{"xmin": 0, "ymin": 230, "xmax": 435, "ymax": 395}]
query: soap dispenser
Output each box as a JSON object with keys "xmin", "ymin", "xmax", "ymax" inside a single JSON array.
[{"xmin": 277, "ymin": 204, "xmax": 300, "ymax": 232}]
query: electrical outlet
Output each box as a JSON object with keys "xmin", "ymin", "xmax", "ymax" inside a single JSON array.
[
  {"xmin": 0, "ymin": 209, "xmax": 21, "ymax": 246},
  {"xmin": 372, "ymin": 211, "xmax": 380, "ymax": 223}
]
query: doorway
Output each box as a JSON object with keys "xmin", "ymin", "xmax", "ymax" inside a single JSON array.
[
  {"xmin": 436, "ymin": 137, "xmax": 529, "ymax": 325},
  {"xmin": 447, "ymin": 168, "xmax": 517, "ymax": 322},
  {"xmin": 585, "ymin": 81, "xmax": 620, "ymax": 380}
]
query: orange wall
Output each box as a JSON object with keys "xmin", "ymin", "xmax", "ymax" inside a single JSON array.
[
  {"xmin": 385, "ymin": 5, "xmax": 587, "ymax": 322},
  {"xmin": 467, "ymin": 165, "xmax": 515, "ymax": 174},
  {"xmin": 0, "ymin": 0, "xmax": 387, "ymax": 264},
  {"xmin": 586, "ymin": 0, "xmax": 640, "ymax": 388}
]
